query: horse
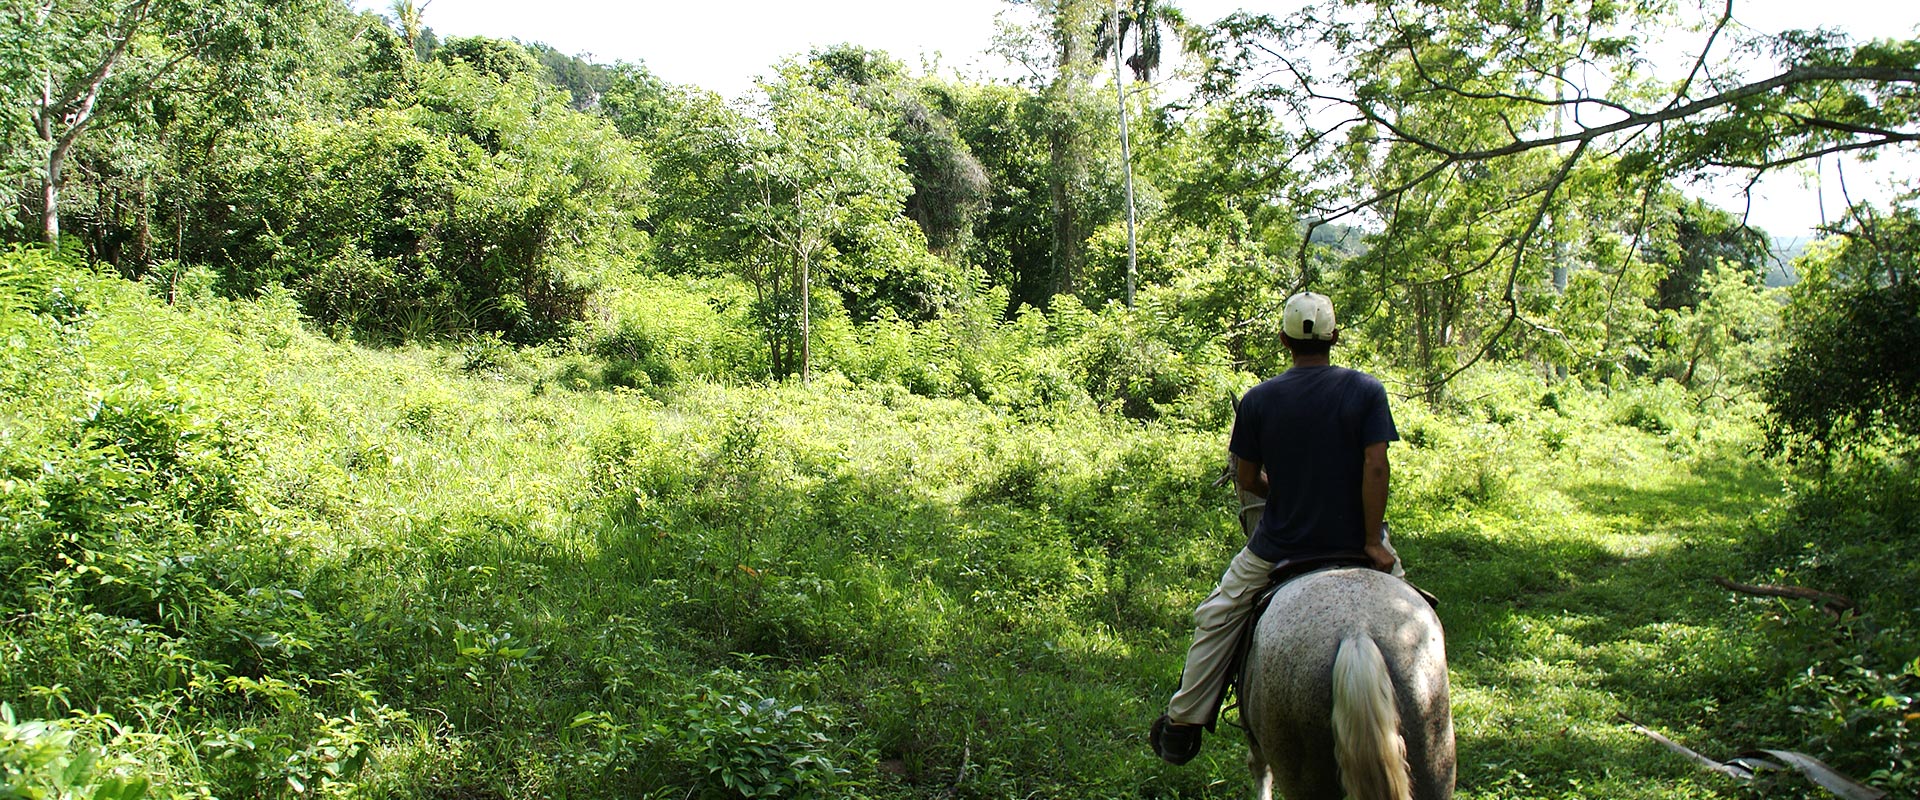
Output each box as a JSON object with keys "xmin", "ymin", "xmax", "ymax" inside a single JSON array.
[{"xmin": 1239, "ymin": 564, "xmax": 1455, "ymax": 800}]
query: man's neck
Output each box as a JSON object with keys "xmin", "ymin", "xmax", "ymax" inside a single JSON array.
[{"xmin": 1290, "ymin": 354, "xmax": 1332, "ymax": 368}]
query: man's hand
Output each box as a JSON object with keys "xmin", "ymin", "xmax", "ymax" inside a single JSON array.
[{"xmin": 1364, "ymin": 541, "xmax": 1397, "ymax": 573}]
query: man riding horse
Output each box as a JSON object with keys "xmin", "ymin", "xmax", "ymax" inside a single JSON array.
[{"xmin": 1153, "ymin": 291, "xmax": 1403, "ymax": 765}]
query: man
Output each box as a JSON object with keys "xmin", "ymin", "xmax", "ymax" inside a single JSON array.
[{"xmin": 1151, "ymin": 291, "xmax": 1401, "ymax": 765}]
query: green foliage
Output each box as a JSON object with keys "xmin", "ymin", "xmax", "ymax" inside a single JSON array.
[
  {"xmin": 652, "ymin": 672, "xmax": 854, "ymax": 799},
  {"xmin": 1763, "ymin": 209, "xmax": 1920, "ymax": 456},
  {"xmin": 1645, "ymin": 198, "xmax": 1773, "ymax": 312},
  {"xmin": 0, "ymin": 246, "xmax": 91, "ymax": 338},
  {"xmin": 435, "ymin": 36, "xmax": 541, "ymax": 82},
  {"xmin": 218, "ymin": 56, "xmax": 648, "ymax": 342},
  {"xmin": 11, "ymin": 0, "xmax": 332, "ymax": 246},
  {"xmin": 12, "ymin": 256, "xmax": 1920, "ymax": 797},
  {"xmin": 940, "ymin": 82, "xmax": 1060, "ymax": 312},
  {"xmin": 584, "ymin": 275, "xmax": 765, "ymax": 389},
  {"xmin": 734, "ymin": 66, "xmax": 951, "ymax": 378},
  {"xmin": 11, "ymin": 3, "xmax": 1920, "ymax": 797},
  {"xmin": 1649, "ymin": 261, "xmax": 1781, "ymax": 392},
  {"xmin": 523, "ymin": 42, "xmax": 612, "ymax": 110},
  {"xmin": 601, "ymin": 68, "xmax": 752, "ymax": 277},
  {"xmin": 0, "ymin": 707, "xmax": 154, "ymax": 800},
  {"xmin": 1736, "ymin": 447, "xmax": 1920, "ymax": 795},
  {"xmin": 800, "ymin": 46, "xmax": 990, "ymax": 258}
]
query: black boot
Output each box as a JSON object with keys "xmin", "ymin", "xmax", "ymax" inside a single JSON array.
[{"xmin": 1150, "ymin": 714, "xmax": 1203, "ymax": 765}]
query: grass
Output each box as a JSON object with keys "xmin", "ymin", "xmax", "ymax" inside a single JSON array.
[{"xmin": 1, "ymin": 257, "xmax": 1910, "ymax": 798}]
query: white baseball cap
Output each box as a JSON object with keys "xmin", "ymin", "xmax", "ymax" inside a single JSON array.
[{"xmin": 1282, "ymin": 292, "xmax": 1337, "ymax": 340}]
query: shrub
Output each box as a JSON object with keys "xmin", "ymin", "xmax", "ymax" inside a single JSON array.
[
  {"xmin": 217, "ymin": 60, "xmax": 646, "ymax": 344},
  {"xmin": 1609, "ymin": 380, "xmax": 1686, "ymax": 436},
  {"xmin": 651, "ymin": 671, "xmax": 855, "ymax": 799},
  {"xmin": 586, "ymin": 276, "xmax": 764, "ymax": 386},
  {"xmin": 0, "ymin": 245, "xmax": 91, "ymax": 325},
  {"xmin": 0, "ymin": 706, "xmax": 164, "ymax": 800},
  {"xmin": 1763, "ymin": 210, "xmax": 1920, "ymax": 458}
]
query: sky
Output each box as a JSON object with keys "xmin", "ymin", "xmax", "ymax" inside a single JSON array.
[{"xmin": 372, "ymin": 0, "xmax": 1920, "ymax": 238}]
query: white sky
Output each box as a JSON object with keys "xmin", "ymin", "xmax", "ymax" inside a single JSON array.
[{"xmin": 376, "ymin": 0, "xmax": 1919, "ymax": 237}]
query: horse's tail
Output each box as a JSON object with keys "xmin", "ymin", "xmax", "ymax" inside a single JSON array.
[{"xmin": 1331, "ymin": 634, "xmax": 1412, "ymax": 800}]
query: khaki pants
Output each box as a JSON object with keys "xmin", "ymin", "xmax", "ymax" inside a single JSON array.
[
  {"xmin": 1166, "ymin": 545, "xmax": 1277, "ymax": 725},
  {"xmin": 1166, "ymin": 497, "xmax": 1402, "ymax": 726}
]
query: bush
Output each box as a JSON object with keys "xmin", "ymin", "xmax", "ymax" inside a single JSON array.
[
  {"xmin": 220, "ymin": 60, "xmax": 647, "ymax": 344},
  {"xmin": 0, "ymin": 706, "xmax": 163, "ymax": 800},
  {"xmin": 1609, "ymin": 379, "xmax": 1687, "ymax": 436},
  {"xmin": 650, "ymin": 671, "xmax": 856, "ymax": 799},
  {"xmin": 585, "ymin": 276, "xmax": 764, "ymax": 387},
  {"xmin": 1734, "ymin": 441, "xmax": 1920, "ymax": 794},
  {"xmin": 1764, "ymin": 211, "xmax": 1920, "ymax": 458}
]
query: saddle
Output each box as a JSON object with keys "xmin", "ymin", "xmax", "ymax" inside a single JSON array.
[{"xmin": 1208, "ymin": 553, "xmax": 1439, "ymax": 731}]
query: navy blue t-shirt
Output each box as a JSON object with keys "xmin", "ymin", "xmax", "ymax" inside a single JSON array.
[{"xmin": 1229, "ymin": 365, "xmax": 1398, "ymax": 562}]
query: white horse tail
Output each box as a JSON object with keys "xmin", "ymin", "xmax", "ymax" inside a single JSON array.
[{"xmin": 1332, "ymin": 634, "xmax": 1413, "ymax": 800}]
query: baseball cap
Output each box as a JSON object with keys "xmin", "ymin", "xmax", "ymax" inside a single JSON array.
[{"xmin": 1282, "ymin": 292, "xmax": 1337, "ymax": 340}]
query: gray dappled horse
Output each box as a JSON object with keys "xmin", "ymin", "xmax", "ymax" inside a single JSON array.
[
  {"xmin": 1221, "ymin": 442, "xmax": 1453, "ymax": 799},
  {"xmin": 1239, "ymin": 564, "xmax": 1454, "ymax": 800}
]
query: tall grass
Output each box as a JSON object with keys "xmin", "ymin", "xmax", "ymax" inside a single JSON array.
[{"xmin": 1, "ymin": 250, "xmax": 1911, "ymax": 798}]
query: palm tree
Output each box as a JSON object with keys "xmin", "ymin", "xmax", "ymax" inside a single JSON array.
[
  {"xmin": 390, "ymin": 0, "xmax": 433, "ymax": 61},
  {"xmin": 1095, "ymin": 0, "xmax": 1186, "ymax": 306}
]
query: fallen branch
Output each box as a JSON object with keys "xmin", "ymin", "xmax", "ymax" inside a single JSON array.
[
  {"xmin": 1712, "ymin": 575, "xmax": 1856, "ymax": 619},
  {"xmin": 1619, "ymin": 714, "xmax": 1887, "ymax": 800}
]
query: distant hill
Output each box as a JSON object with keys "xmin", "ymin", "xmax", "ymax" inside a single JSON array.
[
  {"xmin": 1307, "ymin": 221, "xmax": 1368, "ymax": 256},
  {"xmin": 1767, "ymin": 236, "xmax": 1810, "ymax": 287}
]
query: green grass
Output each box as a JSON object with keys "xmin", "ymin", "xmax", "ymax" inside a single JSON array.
[{"xmin": 1, "ymin": 258, "xmax": 1911, "ymax": 798}]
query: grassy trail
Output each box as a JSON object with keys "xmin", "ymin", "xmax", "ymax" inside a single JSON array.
[{"xmin": 1399, "ymin": 448, "xmax": 1787, "ymax": 799}]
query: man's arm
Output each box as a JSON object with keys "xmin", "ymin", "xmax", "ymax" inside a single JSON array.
[
  {"xmin": 1234, "ymin": 454, "xmax": 1268, "ymax": 499},
  {"xmin": 1360, "ymin": 441, "xmax": 1393, "ymax": 571}
]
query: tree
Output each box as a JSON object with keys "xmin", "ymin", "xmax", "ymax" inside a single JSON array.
[
  {"xmin": 1094, "ymin": 0, "xmax": 1188, "ymax": 305},
  {"xmin": 998, "ymin": 0, "xmax": 1109, "ymax": 303},
  {"xmin": 1764, "ymin": 203, "xmax": 1920, "ymax": 456},
  {"xmin": 1201, "ymin": 0, "xmax": 1920, "ymax": 390},
  {"xmin": 526, "ymin": 41, "xmax": 611, "ymax": 110},
  {"xmin": 1646, "ymin": 196, "xmax": 1772, "ymax": 312},
  {"xmin": 388, "ymin": 0, "xmax": 431, "ymax": 61},
  {"xmin": 800, "ymin": 45, "xmax": 989, "ymax": 260},
  {"xmin": 736, "ymin": 73, "xmax": 910, "ymax": 383},
  {"xmin": 1653, "ymin": 259, "xmax": 1778, "ymax": 392},
  {"xmin": 14, "ymin": 0, "xmax": 322, "ymax": 247},
  {"xmin": 199, "ymin": 52, "xmax": 648, "ymax": 342},
  {"xmin": 946, "ymin": 82, "xmax": 1057, "ymax": 313},
  {"xmin": 435, "ymin": 35, "xmax": 539, "ymax": 82},
  {"xmin": 601, "ymin": 64, "xmax": 754, "ymax": 276}
]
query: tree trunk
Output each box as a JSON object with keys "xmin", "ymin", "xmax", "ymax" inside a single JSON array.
[
  {"xmin": 800, "ymin": 246, "xmax": 811, "ymax": 386},
  {"xmin": 41, "ymin": 159, "xmax": 60, "ymax": 247},
  {"xmin": 135, "ymin": 176, "xmax": 151, "ymax": 265},
  {"xmin": 766, "ymin": 258, "xmax": 784, "ymax": 378},
  {"xmin": 32, "ymin": 0, "xmax": 154, "ymax": 249},
  {"xmin": 1415, "ymin": 286, "xmax": 1431, "ymax": 377},
  {"xmin": 1045, "ymin": 3, "xmax": 1086, "ymax": 304},
  {"xmin": 1047, "ymin": 114, "xmax": 1078, "ymax": 301},
  {"xmin": 1112, "ymin": 2, "xmax": 1138, "ymax": 307},
  {"xmin": 38, "ymin": 63, "xmax": 58, "ymax": 246}
]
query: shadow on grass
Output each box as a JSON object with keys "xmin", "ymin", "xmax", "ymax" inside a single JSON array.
[
  {"xmin": 1405, "ymin": 455, "xmax": 1787, "ymax": 797},
  {"xmin": 1558, "ymin": 458, "xmax": 1780, "ymax": 538}
]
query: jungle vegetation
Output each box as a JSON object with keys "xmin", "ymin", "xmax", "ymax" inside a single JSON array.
[{"xmin": 1, "ymin": 0, "xmax": 1917, "ymax": 797}]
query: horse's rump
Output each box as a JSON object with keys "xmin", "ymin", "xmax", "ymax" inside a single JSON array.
[{"xmin": 1242, "ymin": 567, "xmax": 1454, "ymax": 800}]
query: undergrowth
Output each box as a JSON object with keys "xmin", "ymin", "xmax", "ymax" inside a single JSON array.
[{"xmin": 1, "ymin": 249, "xmax": 1911, "ymax": 798}]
